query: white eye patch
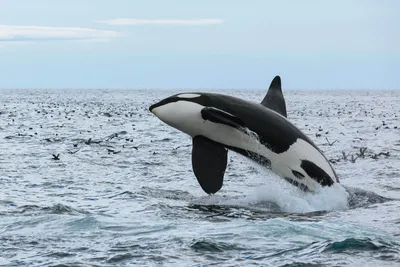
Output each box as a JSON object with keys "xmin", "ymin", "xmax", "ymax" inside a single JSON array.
[{"xmin": 176, "ymin": 93, "xmax": 201, "ymax": 98}]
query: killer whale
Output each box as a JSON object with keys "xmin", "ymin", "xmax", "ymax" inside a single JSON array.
[{"xmin": 149, "ymin": 76, "xmax": 339, "ymax": 194}]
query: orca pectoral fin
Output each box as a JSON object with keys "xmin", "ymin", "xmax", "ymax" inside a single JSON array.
[
  {"xmin": 261, "ymin": 75, "xmax": 287, "ymax": 118},
  {"xmin": 192, "ymin": 135, "xmax": 228, "ymax": 194},
  {"xmin": 201, "ymin": 107, "xmax": 245, "ymax": 129}
]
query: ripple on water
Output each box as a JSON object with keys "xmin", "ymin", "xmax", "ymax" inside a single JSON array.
[
  {"xmin": 323, "ymin": 237, "xmax": 400, "ymax": 254},
  {"xmin": 190, "ymin": 238, "xmax": 247, "ymax": 253}
]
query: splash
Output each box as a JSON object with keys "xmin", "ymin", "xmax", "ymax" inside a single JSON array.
[
  {"xmin": 192, "ymin": 165, "xmax": 349, "ymax": 214},
  {"xmin": 248, "ymin": 169, "xmax": 349, "ymax": 213},
  {"xmin": 255, "ymin": 181, "xmax": 349, "ymax": 213}
]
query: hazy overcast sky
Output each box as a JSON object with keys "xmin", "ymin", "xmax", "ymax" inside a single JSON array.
[{"xmin": 0, "ymin": 0, "xmax": 399, "ymax": 89}]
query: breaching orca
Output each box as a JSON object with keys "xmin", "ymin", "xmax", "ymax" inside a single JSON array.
[{"xmin": 149, "ymin": 76, "xmax": 339, "ymax": 194}]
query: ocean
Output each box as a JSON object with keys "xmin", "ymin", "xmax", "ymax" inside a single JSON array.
[{"xmin": 0, "ymin": 88, "xmax": 399, "ymax": 266}]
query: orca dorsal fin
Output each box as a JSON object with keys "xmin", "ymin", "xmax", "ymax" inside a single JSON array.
[{"xmin": 261, "ymin": 75, "xmax": 287, "ymax": 118}]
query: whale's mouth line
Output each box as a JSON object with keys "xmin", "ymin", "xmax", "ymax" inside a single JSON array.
[{"xmin": 149, "ymin": 96, "xmax": 181, "ymax": 113}]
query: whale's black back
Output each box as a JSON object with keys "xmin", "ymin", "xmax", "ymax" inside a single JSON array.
[{"xmin": 190, "ymin": 93, "xmax": 315, "ymax": 154}]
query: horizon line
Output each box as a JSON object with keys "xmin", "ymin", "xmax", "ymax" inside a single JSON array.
[{"xmin": 0, "ymin": 87, "xmax": 398, "ymax": 91}]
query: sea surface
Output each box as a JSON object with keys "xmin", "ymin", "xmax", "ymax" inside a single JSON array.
[{"xmin": 0, "ymin": 88, "xmax": 399, "ymax": 267}]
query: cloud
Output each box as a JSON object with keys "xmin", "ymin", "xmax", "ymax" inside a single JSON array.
[
  {"xmin": 0, "ymin": 25, "xmax": 124, "ymax": 42},
  {"xmin": 96, "ymin": 18, "xmax": 224, "ymax": 26}
]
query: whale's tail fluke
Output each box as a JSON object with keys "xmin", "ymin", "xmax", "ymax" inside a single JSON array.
[{"xmin": 261, "ymin": 75, "xmax": 287, "ymax": 118}]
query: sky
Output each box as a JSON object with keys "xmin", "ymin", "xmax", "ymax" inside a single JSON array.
[{"xmin": 0, "ymin": 0, "xmax": 399, "ymax": 89}]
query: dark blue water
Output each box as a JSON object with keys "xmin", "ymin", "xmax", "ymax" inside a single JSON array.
[{"xmin": 0, "ymin": 89, "xmax": 399, "ymax": 266}]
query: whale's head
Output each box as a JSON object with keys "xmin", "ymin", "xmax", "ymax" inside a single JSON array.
[{"xmin": 149, "ymin": 93, "xmax": 208, "ymax": 136}]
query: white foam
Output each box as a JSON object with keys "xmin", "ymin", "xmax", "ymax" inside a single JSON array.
[
  {"xmin": 252, "ymin": 166, "xmax": 349, "ymax": 213},
  {"xmin": 193, "ymin": 163, "xmax": 349, "ymax": 214},
  {"xmin": 253, "ymin": 182, "xmax": 349, "ymax": 213}
]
